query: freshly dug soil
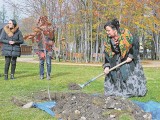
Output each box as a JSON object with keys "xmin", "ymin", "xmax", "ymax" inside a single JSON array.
[
  {"xmin": 68, "ymin": 83, "xmax": 82, "ymax": 90},
  {"xmin": 52, "ymin": 93, "xmax": 151, "ymax": 120},
  {"xmin": 12, "ymin": 92, "xmax": 152, "ymax": 120}
]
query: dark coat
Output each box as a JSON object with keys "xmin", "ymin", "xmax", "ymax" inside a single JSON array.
[{"xmin": 0, "ymin": 25, "xmax": 24, "ymax": 57}]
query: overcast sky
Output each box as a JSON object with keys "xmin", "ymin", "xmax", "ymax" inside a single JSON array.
[
  {"xmin": 0, "ymin": 0, "xmax": 27, "ymax": 20},
  {"xmin": 0, "ymin": 0, "xmax": 13, "ymax": 20}
]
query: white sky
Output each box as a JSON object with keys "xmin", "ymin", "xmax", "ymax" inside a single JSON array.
[
  {"xmin": 0, "ymin": 0, "xmax": 26, "ymax": 20},
  {"xmin": 0, "ymin": 0, "xmax": 11, "ymax": 11},
  {"xmin": 0, "ymin": 0, "xmax": 13, "ymax": 20}
]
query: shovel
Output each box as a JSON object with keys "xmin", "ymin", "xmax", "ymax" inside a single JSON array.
[{"xmin": 78, "ymin": 60, "xmax": 127, "ymax": 89}]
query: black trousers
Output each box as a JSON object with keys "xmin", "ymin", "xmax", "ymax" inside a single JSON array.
[{"xmin": 4, "ymin": 56, "xmax": 17, "ymax": 75}]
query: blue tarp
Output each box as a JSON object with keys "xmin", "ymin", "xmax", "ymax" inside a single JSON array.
[
  {"xmin": 32, "ymin": 101, "xmax": 56, "ymax": 117},
  {"xmin": 133, "ymin": 100, "xmax": 160, "ymax": 120}
]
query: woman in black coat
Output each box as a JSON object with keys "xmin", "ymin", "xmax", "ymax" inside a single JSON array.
[{"xmin": 0, "ymin": 19, "xmax": 24, "ymax": 80}]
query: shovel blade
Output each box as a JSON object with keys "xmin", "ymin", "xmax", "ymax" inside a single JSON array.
[{"xmin": 78, "ymin": 84, "xmax": 85, "ymax": 88}]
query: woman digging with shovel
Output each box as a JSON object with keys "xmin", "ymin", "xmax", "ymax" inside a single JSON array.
[{"xmin": 103, "ymin": 18, "xmax": 147, "ymax": 98}]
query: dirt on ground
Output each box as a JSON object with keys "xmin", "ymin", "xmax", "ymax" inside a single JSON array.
[
  {"xmin": 10, "ymin": 57, "xmax": 157, "ymax": 119},
  {"xmin": 12, "ymin": 92, "xmax": 152, "ymax": 120},
  {"xmin": 68, "ymin": 83, "xmax": 82, "ymax": 90}
]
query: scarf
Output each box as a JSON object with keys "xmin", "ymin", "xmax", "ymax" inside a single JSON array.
[
  {"xmin": 104, "ymin": 28, "xmax": 133, "ymax": 58},
  {"xmin": 4, "ymin": 25, "xmax": 19, "ymax": 37}
]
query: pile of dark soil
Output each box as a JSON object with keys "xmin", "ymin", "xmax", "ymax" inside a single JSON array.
[
  {"xmin": 12, "ymin": 92, "xmax": 152, "ymax": 120},
  {"xmin": 68, "ymin": 83, "xmax": 82, "ymax": 90},
  {"xmin": 52, "ymin": 93, "xmax": 151, "ymax": 120}
]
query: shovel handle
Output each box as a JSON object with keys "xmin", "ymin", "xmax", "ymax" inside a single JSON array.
[
  {"xmin": 109, "ymin": 60, "xmax": 127, "ymax": 72},
  {"xmin": 79, "ymin": 60, "xmax": 127, "ymax": 88},
  {"xmin": 92, "ymin": 61, "xmax": 127, "ymax": 81},
  {"xmin": 101, "ymin": 60, "xmax": 127, "ymax": 76}
]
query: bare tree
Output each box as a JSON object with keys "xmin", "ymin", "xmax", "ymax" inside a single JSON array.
[{"xmin": 0, "ymin": 5, "xmax": 8, "ymax": 23}]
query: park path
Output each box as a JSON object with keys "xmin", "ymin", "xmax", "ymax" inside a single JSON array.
[{"xmin": 16, "ymin": 56, "xmax": 160, "ymax": 68}]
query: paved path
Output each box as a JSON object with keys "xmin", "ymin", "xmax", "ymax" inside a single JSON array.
[
  {"xmin": 15, "ymin": 56, "xmax": 160, "ymax": 68},
  {"xmin": 16, "ymin": 57, "xmax": 102, "ymax": 66}
]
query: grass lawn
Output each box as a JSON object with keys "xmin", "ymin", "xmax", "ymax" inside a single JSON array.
[{"xmin": 0, "ymin": 57, "xmax": 160, "ymax": 120}]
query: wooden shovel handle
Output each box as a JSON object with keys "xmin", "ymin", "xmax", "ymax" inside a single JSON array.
[{"xmin": 109, "ymin": 60, "xmax": 127, "ymax": 72}]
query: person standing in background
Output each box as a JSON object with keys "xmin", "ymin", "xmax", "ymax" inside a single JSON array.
[
  {"xmin": 23, "ymin": 16, "xmax": 54, "ymax": 80},
  {"xmin": 0, "ymin": 19, "xmax": 24, "ymax": 80},
  {"xmin": 36, "ymin": 16, "xmax": 54, "ymax": 80},
  {"xmin": 37, "ymin": 29, "xmax": 54, "ymax": 80}
]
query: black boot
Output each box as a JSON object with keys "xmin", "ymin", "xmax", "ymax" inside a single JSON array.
[
  {"xmin": 11, "ymin": 57, "xmax": 17, "ymax": 80},
  {"xmin": 10, "ymin": 74, "xmax": 15, "ymax": 80},
  {"xmin": 4, "ymin": 74, "xmax": 8, "ymax": 80}
]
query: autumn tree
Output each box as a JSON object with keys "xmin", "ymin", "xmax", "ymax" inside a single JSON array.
[{"xmin": 13, "ymin": 0, "xmax": 160, "ymax": 61}]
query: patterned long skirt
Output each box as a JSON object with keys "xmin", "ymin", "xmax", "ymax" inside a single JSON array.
[{"xmin": 104, "ymin": 61, "xmax": 147, "ymax": 98}]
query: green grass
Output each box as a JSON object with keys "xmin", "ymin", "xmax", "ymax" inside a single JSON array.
[{"xmin": 0, "ymin": 58, "xmax": 160, "ymax": 120}]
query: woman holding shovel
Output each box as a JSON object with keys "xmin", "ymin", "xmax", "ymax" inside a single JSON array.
[{"xmin": 103, "ymin": 18, "xmax": 147, "ymax": 98}]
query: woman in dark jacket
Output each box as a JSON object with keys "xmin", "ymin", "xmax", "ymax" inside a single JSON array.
[
  {"xmin": 0, "ymin": 19, "xmax": 24, "ymax": 80},
  {"xmin": 103, "ymin": 18, "xmax": 147, "ymax": 98}
]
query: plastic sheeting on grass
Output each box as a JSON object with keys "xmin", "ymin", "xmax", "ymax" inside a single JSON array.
[
  {"xmin": 133, "ymin": 100, "xmax": 160, "ymax": 120},
  {"xmin": 32, "ymin": 101, "xmax": 56, "ymax": 117}
]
